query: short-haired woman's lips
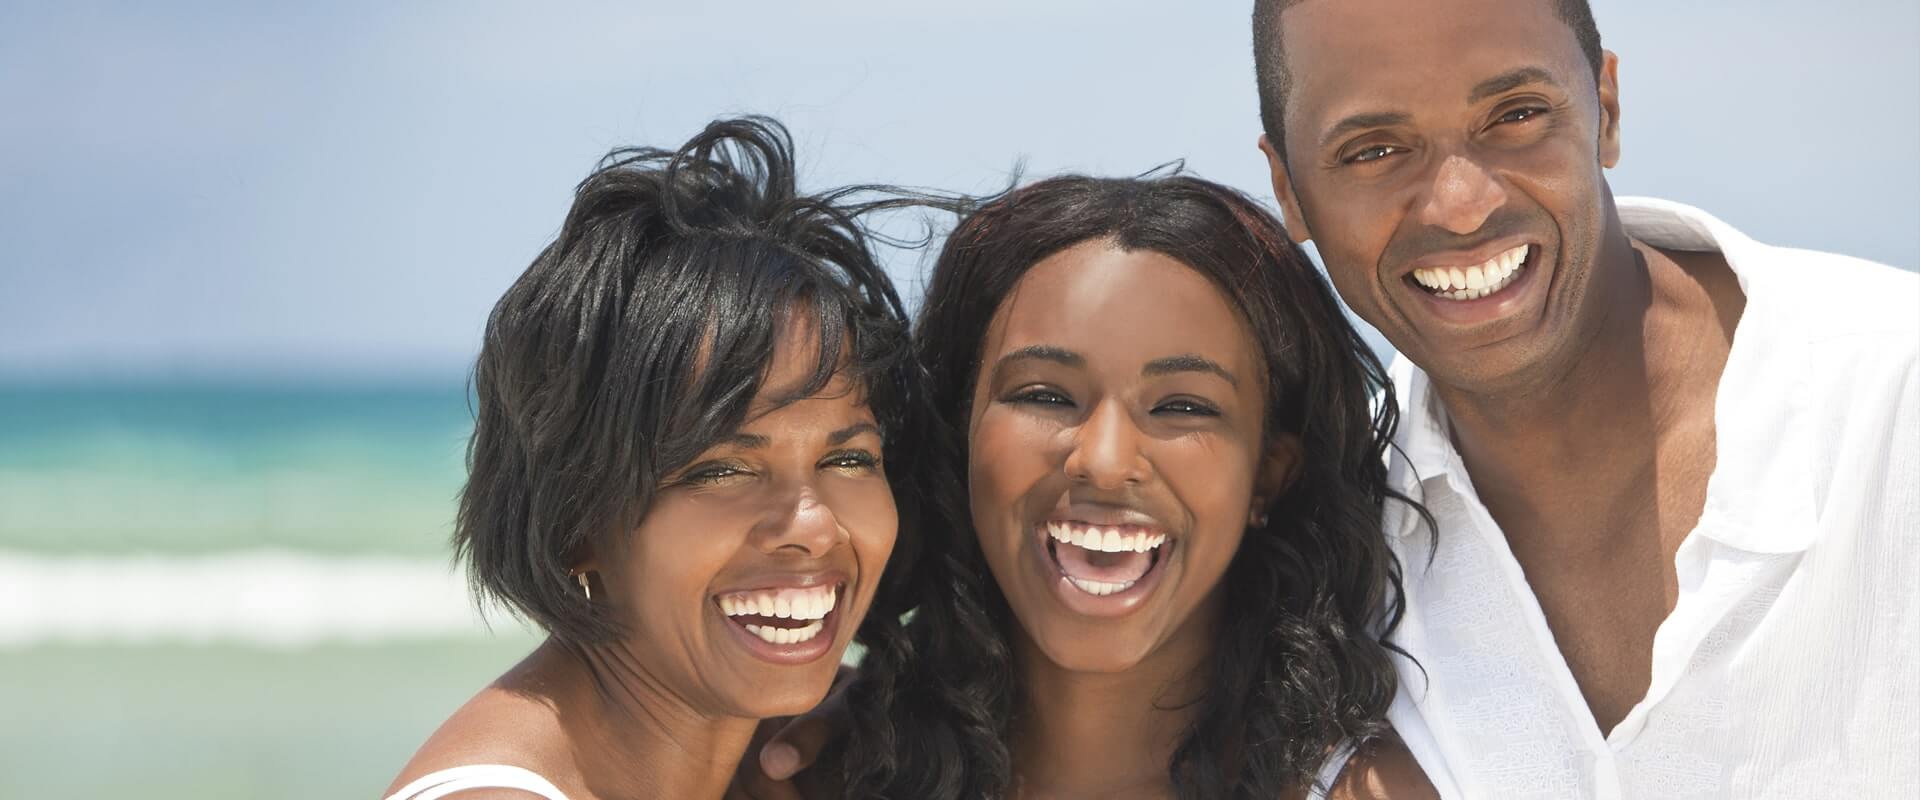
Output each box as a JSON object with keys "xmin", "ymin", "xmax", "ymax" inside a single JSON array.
[
  {"xmin": 712, "ymin": 580, "xmax": 846, "ymax": 665},
  {"xmin": 1039, "ymin": 520, "xmax": 1173, "ymax": 617}
]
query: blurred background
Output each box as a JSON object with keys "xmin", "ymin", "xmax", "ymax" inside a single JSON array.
[{"xmin": 2, "ymin": 2, "xmax": 1915, "ymax": 798}]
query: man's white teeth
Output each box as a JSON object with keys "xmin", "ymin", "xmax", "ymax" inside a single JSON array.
[
  {"xmin": 717, "ymin": 584, "xmax": 838, "ymax": 621},
  {"xmin": 1065, "ymin": 576, "xmax": 1137, "ymax": 596},
  {"xmin": 1412, "ymin": 244, "xmax": 1528, "ymax": 300},
  {"xmin": 742, "ymin": 620, "xmax": 825, "ymax": 645},
  {"xmin": 1044, "ymin": 521, "xmax": 1167, "ymax": 553}
]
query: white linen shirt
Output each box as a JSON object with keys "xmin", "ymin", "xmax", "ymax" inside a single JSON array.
[{"xmin": 1380, "ymin": 198, "xmax": 1920, "ymax": 799}]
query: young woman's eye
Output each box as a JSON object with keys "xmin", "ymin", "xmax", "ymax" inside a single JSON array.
[
  {"xmin": 821, "ymin": 449, "xmax": 880, "ymax": 473},
  {"xmin": 1346, "ymin": 144, "xmax": 1403, "ymax": 164},
  {"xmin": 1153, "ymin": 398, "xmax": 1220, "ymax": 417},
  {"xmin": 1006, "ymin": 387, "xmax": 1075, "ymax": 407}
]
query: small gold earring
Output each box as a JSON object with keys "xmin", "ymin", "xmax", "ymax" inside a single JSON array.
[{"xmin": 573, "ymin": 571, "xmax": 592, "ymax": 602}]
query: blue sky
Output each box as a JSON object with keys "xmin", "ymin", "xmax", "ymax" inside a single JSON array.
[{"xmin": 2, "ymin": 1, "xmax": 1915, "ymax": 379}]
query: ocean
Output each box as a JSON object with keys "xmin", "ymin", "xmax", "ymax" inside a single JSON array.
[{"xmin": 0, "ymin": 381, "xmax": 541, "ymax": 799}]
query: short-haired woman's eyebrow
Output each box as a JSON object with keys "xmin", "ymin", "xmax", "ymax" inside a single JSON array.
[
  {"xmin": 721, "ymin": 432, "xmax": 771, "ymax": 450},
  {"xmin": 827, "ymin": 422, "xmax": 882, "ymax": 446},
  {"xmin": 990, "ymin": 345, "xmax": 1084, "ymax": 381},
  {"xmin": 1142, "ymin": 354, "xmax": 1239, "ymax": 388}
]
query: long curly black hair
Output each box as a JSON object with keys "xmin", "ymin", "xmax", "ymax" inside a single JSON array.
[{"xmin": 837, "ymin": 172, "xmax": 1428, "ymax": 799}]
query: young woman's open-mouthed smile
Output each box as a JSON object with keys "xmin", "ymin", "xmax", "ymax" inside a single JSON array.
[{"xmin": 967, "ymin": 239, "xmax": 1294, "ymax": 675}]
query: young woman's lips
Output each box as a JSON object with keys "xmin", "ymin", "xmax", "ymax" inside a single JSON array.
[
  {"xmin": 711, "ymin": 579, "xmax": 847, "ymax": 666},
  {"xmin": 1034, "ymin": 519, "xmax": 1174, "ymax": 618}
]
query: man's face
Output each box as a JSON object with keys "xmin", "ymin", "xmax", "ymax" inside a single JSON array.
[{"xmin": 1260, "ymin": 0, "xmax": 1621, "ymax": 394}]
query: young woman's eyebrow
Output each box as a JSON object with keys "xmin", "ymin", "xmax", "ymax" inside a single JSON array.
[
  {"xmin": 991, "ymin": 344, "xmax": 1084, "ymax": 377},
  {"xmin": 1143, "ymin": 354, "xmax": 1238, "ymax": 388}
]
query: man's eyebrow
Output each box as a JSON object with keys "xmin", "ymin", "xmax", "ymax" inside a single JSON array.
[
  {"xmin": 1469, "ymin": 66, "xmax": 1561, "ymax": 103},
  {"xmin": 827, "ymin": 422, "xmax": 881, "ymax": 446},
  {"xmin": 992, "ymin": 345, "xmax": 1084, "ymax": 373},
  {"xmin": 1143, "ymin": 354, "xmax": 1238, "ymax": 388},
  {"xmin": 1319, "ymin": 111, "xmax": 1413, "ymax": 150}
]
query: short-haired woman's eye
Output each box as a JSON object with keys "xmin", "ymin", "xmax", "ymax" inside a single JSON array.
[
  {"xmin": 822, "ymin": 449, "xmax": 880, "ymax": 474},
  {"xmin": 679, "ymin": 462, "xmax": 751, "ymax": 485}
]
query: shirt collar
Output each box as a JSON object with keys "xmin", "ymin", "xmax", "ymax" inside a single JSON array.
[{"xmin": 1385, "ymin": 197, "xmax": 1818, "ymax": 553}]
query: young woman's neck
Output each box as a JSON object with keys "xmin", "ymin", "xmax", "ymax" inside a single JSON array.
[
  {"xmin": 1008, "ymin": 595, "xmax": 1222, "ymax": 799},
  {"xmin": 516, "ymin": 638, "xmax": 759, "ymax": 800}
]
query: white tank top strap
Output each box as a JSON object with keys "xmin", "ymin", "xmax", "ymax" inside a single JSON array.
[
  {"xmin": 1306, "ymin": 738, "xmax": 1358, "ymax": 800},
  {"xmin": 384, "ymin": 764, "xmax": 570, "ymax": 800}
]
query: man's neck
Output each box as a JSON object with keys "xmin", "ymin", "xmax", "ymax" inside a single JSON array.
[{"xmin": 1432, "ymin": 233, "xmax": 1743, "ymax": 551}]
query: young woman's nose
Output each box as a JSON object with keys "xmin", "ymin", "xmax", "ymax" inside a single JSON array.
[{"xmin": 1062, "ymin": 398, "xmax": 1149, "ymax": 489}]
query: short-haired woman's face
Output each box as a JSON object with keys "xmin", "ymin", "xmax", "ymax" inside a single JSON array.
[
  {"xmin": 595, "ymin": 319, "xmax": 897, "ymax": 719},
  {"xmin": 967, "ymin": 240, "xmax": 1287, "ymax": 673}
]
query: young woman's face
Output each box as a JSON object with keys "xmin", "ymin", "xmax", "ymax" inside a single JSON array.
[
  {"xmin": 594, "ymin": 318, "xmax": 897, "ymax": 719},
  {"xmin": 967, "ymin": 240, "xmax": 1288, "ymax": 673}
]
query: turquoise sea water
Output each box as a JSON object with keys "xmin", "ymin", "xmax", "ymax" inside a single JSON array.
[{"xmin": 0, "ymin": 381, "xmax": 541, "ymax": 799}]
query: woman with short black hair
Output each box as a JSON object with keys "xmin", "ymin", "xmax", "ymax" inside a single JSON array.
[{"xmin": 384, "ymin": 116, "xmax": 920, "ymax": 800}]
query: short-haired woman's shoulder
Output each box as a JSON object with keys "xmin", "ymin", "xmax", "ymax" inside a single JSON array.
[
  {"xmin": 1326, "ymin": 732, "xmax": 1439, "ymax": 800},
  {"xmin": 383, "ymin": 677, "xmax": 574, "ymax": 799}
]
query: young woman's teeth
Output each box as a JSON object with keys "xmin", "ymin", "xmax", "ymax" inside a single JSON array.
[
  {"xmin": 1411, "ymin": 244, "xmax": 1529, "ymax": 300},
  {"xmin": 1065, "ymin": 576, "xmax": 1135, "ymax": 596},
  {"xmin": 1044, "ymin": 521, "xmax": 1166, "ymax": 553},
  {"xmin": 717, "ymin": 584, "xmax": 837, "ymax": 645}
]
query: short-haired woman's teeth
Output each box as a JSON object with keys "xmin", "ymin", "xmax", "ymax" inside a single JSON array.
[
  {"xmin": 718, "ymin": 584, "xmax": 838, "ymax": 644},
  {"xmin": 1412, "ymin": 244, "xmax": 1528, "ymax": 301}
]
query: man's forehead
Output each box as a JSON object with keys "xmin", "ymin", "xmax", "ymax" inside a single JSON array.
[{"xmin": 1277, "ymin": 0, "xmax": 1591, "ymax": 133}]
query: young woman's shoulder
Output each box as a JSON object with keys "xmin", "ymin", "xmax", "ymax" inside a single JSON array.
[{"xmin": 1324, "ymin": 732, "xmax": 1439, "ymax": 800}]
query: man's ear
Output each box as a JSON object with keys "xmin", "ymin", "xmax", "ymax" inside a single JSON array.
[
  {"xmin": 1596, "ymin": 50, "xmax": 1622, "ymax": 169},
  {"xmin": 1259, "ymin": 134, "xmax": 1314, "ymax": 245},
  {"xmin": 1252, "ymin": 431, "xmax": 1306, "ymax": 523}
]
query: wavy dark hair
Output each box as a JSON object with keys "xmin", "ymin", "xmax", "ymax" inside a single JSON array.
[
  {"xmin": 838, "ymin": 172, "xmax": 1427, "ymax": 798},
  {"xmin": 455, "ymin": 116, "xmax": 923, "ymax": 646}
]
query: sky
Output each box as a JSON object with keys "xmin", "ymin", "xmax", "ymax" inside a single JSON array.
[{"xmin": 2, "ymin": 1, "xmax": 1915, "ymax": 380}]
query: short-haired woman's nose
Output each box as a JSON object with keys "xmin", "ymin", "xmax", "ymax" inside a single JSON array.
[{"xmin": 756, "ymin": 484, "xmax": 844, "ymax": 557}]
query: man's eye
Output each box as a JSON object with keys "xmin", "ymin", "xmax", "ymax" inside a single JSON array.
[
  {"xmin": 1496, "ymin": 106, "xmax": 1546, "ymax": 126},
  {"xmin": 1347, "ymin": 144, "xmax": 1402, "ymax": 164}
]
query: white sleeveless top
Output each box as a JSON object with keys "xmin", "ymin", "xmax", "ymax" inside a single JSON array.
[
  {"xmin": 385, "ymin": 764, "xmax": 569, "ymax": 800},
  {"xmin": 1307, "ymin": 739, "xmax": 1358, "ymax": 800},
  {"xmin": 385, "ymin": 742, "xmax": 1353, "ymax": 799}
]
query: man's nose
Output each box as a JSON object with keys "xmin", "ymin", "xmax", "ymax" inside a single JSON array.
[{"xmin": 1418, "ymin": 154, "xmax": 1508, "ymax": 235}]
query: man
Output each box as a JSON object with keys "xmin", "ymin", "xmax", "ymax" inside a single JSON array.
[{"xmin": 1252, "ymin": 0, "xmax": 1918, "ymax": 797}]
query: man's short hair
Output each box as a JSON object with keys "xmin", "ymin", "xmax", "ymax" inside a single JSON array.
[{"xmin": 1252, "ymin": 0, "xmax": 1603, "ymax": 161}]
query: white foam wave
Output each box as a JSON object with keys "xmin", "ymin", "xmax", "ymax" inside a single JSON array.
[{"xmin": 0, "ymin": 550, "xmax": 527, "ymax": 648}]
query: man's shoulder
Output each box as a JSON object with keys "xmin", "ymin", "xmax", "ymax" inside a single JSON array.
[{"xmin": 1760, "ymin": 245, "xmax": 1918, "ymax": 344}]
